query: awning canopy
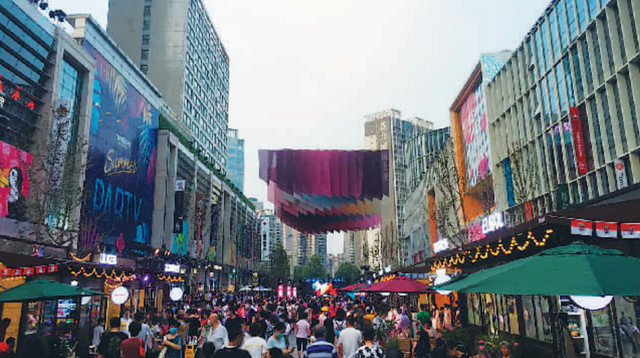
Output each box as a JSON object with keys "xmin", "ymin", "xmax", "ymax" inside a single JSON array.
[
  {"xmin": 0, "ymin": 279, "xmax": 103, "ymax": 302},
  {"xmin": 259, "ymin": 149, "xmax": 389, "ymax": 233},
  {"xmin": 434, "ymin": 243, "xmax": 640, "ymax": 296},
  {"xmin": 361, "ymin": 276, "xmax": 429, "ymax": 293}
]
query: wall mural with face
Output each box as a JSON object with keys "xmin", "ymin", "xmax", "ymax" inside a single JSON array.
[{"xmin": 0, "ymin": 140, "xmax": 33, "ymax": 220}]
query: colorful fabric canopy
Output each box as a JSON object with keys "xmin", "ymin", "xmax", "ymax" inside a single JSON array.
[
  {"xmin": 259, "ymin": 149, "xmax": 389, "ymax": 233},
  {"xmin": 361, "ymin": 276, "xmax": 429, "ymax": 293}
]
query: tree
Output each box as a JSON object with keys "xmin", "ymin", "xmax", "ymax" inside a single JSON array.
[
  {"xmin": 293, "ymin": 255, "xmax": 327, "ymax": 281},
  {"xmin": 334, "ymin": 262, "xmax": 361, "ymax": 285},
  {"xmin": 270, "ymin": 241, "xmax": 291, "ymax": 285},
  {"xmin": 505, "ymin": 141, "xmax": 540, "ymax": 205}
]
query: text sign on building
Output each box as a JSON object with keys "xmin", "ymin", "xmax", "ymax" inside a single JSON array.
[
  {"xmin": 99, "ymin": 253, "xmax": 117, "ymax": 265},
  {"xmin": 433, "ymin": 238, "xmax": 451, "ymax": 254},
  {"xmin": 164, "ymin": 263, "xmax": 181, "ymax": 273},
  {"xmin": 614, "ymin": 159, "xmax": 628, "ymax": 190},
  {"xmin": 482, "ymin": 212, "xmax": 505, "ymax": 235},
  {"xmin": 569, "ymin": 107, "xmax": 588, "ymax": 175},
  {"xmin": 175, "ymin": 180, "xmax": 186, "ymax": 192}
]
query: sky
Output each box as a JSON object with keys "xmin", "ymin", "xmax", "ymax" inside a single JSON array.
[{"xmin": 52, "ymin": 0, "xmax": 549, "ymax": 254}]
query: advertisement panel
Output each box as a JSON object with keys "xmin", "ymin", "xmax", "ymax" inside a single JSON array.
[
  {"xmin": 82, "ymin": 42, "xmax": 158, "ymax": 251},
  {"xmin": 0, "ymin": 140, "xmax": 32, "ymax": 220},
  {"xmin": 569, "ymin": 107, "xmax": 588, "ymax": 175},
  {"xmin": 459, "ymin": 83, "xmax": 491, "ymax": 188}
]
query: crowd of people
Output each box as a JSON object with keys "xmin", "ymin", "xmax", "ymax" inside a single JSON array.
[{"xmin": 0, "ymin": 292, "xmax": 515, "ymax": 358}]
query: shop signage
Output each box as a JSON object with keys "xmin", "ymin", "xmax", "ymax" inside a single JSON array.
[
  {"xmin": 482, "ymin": 212, "xmax": 505, "ymax": 235},
  {"xmin": 557, "ymin": 184, "xmax": 570, "ymax": 211},
  {"xmin": 569, "ymin": 107, "xmax": 588, "ymax": 175},
  {"xmin": 169, "ymin": 287, "xmax": 184, "ymax": 301},
  {"xmin": 164, "ymin": 263, "xmax": 181, "ymax": 273},
  {"xmin": 433, "ymin": 239, "xmax": 451, "ymax": 254},
  {"xmin": 614, "ymin": 159, "xmax": 628, "ymax": 190},
  {"xmin": 1, "ymin": 264, "xmax": 58, "ymax": 277},
  {"xmin": 99, "ymin": 253, "xmax": 117, "ymax": 265},
  {"xmin": 111, "ymin": 286, "xmax": 129, "ymax": 305}
]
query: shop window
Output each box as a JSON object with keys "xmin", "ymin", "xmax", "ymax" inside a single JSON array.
[
  {"xmin": 522, "ymin": 295, "xmax": 538, "ymax": 338},
  {"xmin": 589, "ymin": 305, "xmax": 619, "ymax": 357}
]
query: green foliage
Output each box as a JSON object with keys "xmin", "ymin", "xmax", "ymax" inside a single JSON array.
[
  {"xmin": 474, "ymin": 333, "xmax": 522, "ymax": 358},
  {"xmin": 441, "ymin": 326, "xmax": 473, "ymax": 350},
  {"xmin": 334, "ymin": 262, "xmax": 361, "ymax": 284},
  {"xmin": 292, "ymin": 255, "xmax": 328, "ymax": 281},
  {"xmin": 270, "ymin": 241, "xmax": 291, "ymax": 284}
]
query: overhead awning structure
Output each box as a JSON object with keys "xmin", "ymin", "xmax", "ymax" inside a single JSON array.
[{"xmin": 259, "ymin": 149, "xmax": 389, "ymax": 233}]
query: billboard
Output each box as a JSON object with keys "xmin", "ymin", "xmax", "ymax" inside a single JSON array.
[
  {"xmin": 0, "ymin": 140, "xmax": 32, "ymax": 220},
  {"xmin": 82, "ymin": 42, "xmax": 158, "ymax": 251},
  {"xmin": 459, "ymin": 84, "xmax": 491, "ymax": 188}
]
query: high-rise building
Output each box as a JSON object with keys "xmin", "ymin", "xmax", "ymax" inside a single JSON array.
[
  {"xmin": 343, "ymin": 231, "xmax": 362, "ymax": 266},
  {"xmin": 258, "ymin": 209, "xmax": 282, "ymax": 262},
  {"xmin": 361, "ymin": 109, "xmax": 432, "ymax": 267},
  {"xmin": 297, "ymin": 233, "xmax": 308, "ymax": 266},
  {"xmin": 308, "ymin": 233, "xmax": 327, "ymax": 267},
  {"xmin": 107, "ymin": 0, "xmax": 230, "ymax": 167},
  {"xmin": 404, "ymin": 127, "xmax": 452, "ymax": 191},
  {"xmin": 227, "ymin": 128, "xmax": 244, "ymax": 191},
  {"xmin": 487, "ymin": 0, "xmax": 640, "ymax": 223}
]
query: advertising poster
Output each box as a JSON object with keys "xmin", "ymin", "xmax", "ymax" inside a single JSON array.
[
  {"xmin": 459, "ymin": 83, "xmax": 491, "ymax": 188},
  {"xmin": 0, "ymin": 140, "xmax": 33, "ymax": 220},
  {"xmin": 82, "ymin": 42, "xmax": 158, "ymax": 251}
]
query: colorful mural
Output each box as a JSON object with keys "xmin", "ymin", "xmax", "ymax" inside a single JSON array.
[
  {"xmin": 0, "ymin": 140, "xmax": 32, "ymax": 220},
  {"xmin": 459, "ymin": 84, "xmax": 490, "ymax": 188},
  {"xmin": 82, "ymin": 42, "xmax": 158, "ymax": 251}
]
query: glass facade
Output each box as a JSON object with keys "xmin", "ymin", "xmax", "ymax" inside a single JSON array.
[
  {"xmin": 405, "ymin": 127, "xmax": 450, "ymax": 190},
  {"xmin": 487, "ymin": 0, "xmax": 640, "ymax": 211},
  {"xmin": 0, "ymin": 0, "xmax": 54, "ymax": 149},
  {"xmin": 226, "ymin": 128, "xmax": 245, "ymax": 192}
]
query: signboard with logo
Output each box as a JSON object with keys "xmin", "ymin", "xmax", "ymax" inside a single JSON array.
[
  {"xmin": 164, "ymin": 263, "xmax": 181, "ymax": 273},
  {"xmin": 614, "ymin": 158, "xmax": 628, "ymax": 190},
  {"xmin": 482, "ymin": 212, "xmax": 505, "ymax": 235},
  {"xmin": 433, "ymin": 238, "xmax": 451, "ymax": 254},
  {"xmin": 99, "ymin": 253, "xmax": 117, "ymax": 265},
  {"xmin": 110, "ymin": 286, "xmax": 129, "ymax": 305}
]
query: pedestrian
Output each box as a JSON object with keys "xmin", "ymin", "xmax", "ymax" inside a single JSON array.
[
  {"xmin": 202, "ymin": 342, "xmax": 216, "ymax": 358},
  {"xmin": 337, "ymin": 315, "xmax": 362, "ymax": 358},
  {"xmin": 213, "ymin": 325, "xmax": 250, "ymax": 358},
  {"xmin": 303, "ymin": 325, "xmax": 337, "ymax": 358},
  {"xmin": 1, "ymin": 337, "xmax": 15, "ymax": 358},
  {"xmin": 97, "ymin": 317, "xmax": 129, "ymax": 358},
  {"xmin": 333, "ymin": 309, "xmax": 346, "ymax": 341},
  {"xmin": 0, "ymin": 319, "xmax": 10, "ymax": 343},
  {"xmin": 133, "ymin": 312, "xmax": 153, "ymax": 353},
  {"xmin": 121, "ymin": 322, "xmax": 145, "ymax": 358},
  {"xmin": 353, "ymin": 327, "xmax": 383, "ymax": 358},
  {"xmin": 122, "ymin": 309, "xmax": 133, "ymax": 333},
  {"xmin": 295, "ymin": 313, "xmax": 311, "ymax": 358},
  {"xmin": 92, "ymin": 318, "xmax": 105, "ymax": 347},
  {"xmin": 201, "ymin": 313, "xmax": 228, "ymax": 351},
  {"xmin": 242, "ymin": 323, "xmax": 267, "ymax": 358},
  {"xmin": 414, "ymin": 321, "xmax": 432, "ymax": 358},
  {"xmin": 417, "ymin": 304, "xmax": 431, "ymax": 328},
  {"xmin": 267, "ymin": 323, "xmax": 293, "ymax": 355},
  {"xmin": 161, "ymin": 319, "xmax": 183, "ymax": 358}
]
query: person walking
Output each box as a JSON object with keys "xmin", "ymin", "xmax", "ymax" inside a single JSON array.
[
  {"xmin": 121, "ymin": 322, "xmax": 145, "ymax": 358},
  {"xmin": 295, "ymin": 313, "xmax": 311, "ymax": 358},
  {"xmin": 266, "ymin": 323, "xmax": 293, "ymax": 355},
  {"xmin": 213, "ymin": 326, "xmax": 250, "ymax": 358},
  {"xmin": 92, "ymin": 318, "xmax": 105, "ymax": 348},
  {"xmin": 353, "ymin": 328, "xmax": 383, "ymax": 358},
  {"xmin": 242, "ymin": 323, "xmax": 268, "ymax": 358},
  {"xmin": 162, "ymin": 319, "xmax": 184, "ymax": 358},
  {"xmin": 303, "ymin": 325, "xmax": 337, "ymax": 358},
  {"xmin": 337, "ymin": 316, "xmax": 362, "ymax": 358},
  {"xmin": 97, "ymin": 317, "xmax": 129, "ymax": 358},
  {"xmin": 202, "ymin": 314, "xmax": 228, "ymax": 351}
]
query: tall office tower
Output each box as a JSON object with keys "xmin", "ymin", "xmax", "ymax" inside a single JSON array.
[
  {"xmin": 297, "ymin": 233, "xmax": 308, "ymax": 266},
  {"xmin": 343, "ymin": 231, "xmax": 363, "ymax": 266},
  {"xmin": 405, "ymin": 127, "xmax": 451, "ymax": 191},
  {"xmin": 361, "ymin": 109, "xmax": 432, "ymax": 267},
  {"xmin": 227, "ymin": 128, "xmax": 245, "ymax": 191},
  {"xmin": 308, "ymin": 233, "xmax": 327, "ymax": 267},
  {"xmin": 258, "ymin": 209, "xmax": 282, "ymax": 262},
  {"xmin": 107, "ymin": 0, "xmax": 230, "ymax": 167}
]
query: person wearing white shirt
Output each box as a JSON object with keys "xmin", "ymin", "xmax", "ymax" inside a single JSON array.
[
  {"xmin": 92, "ymin": 318, "xmax": 105, "ymax": 347},
  {"xmin": 205, "ymin": 314, "xmax": 229, "ymax": 350},
  {"xmin": 242, "ymin": 323, "xmax": 268, "ymax": 358},
  {"xmin": 337, "ymin": 316, "xmax": 362, "ymax": 358}
]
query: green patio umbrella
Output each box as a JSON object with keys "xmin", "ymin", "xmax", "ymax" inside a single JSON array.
[
  {"xmin": 0, "ymin": 278, "xmax": 103, "ymax": 302},
  {"xmin": 434, "ymin": 242, "xmax": 640, "ymax": 296}
]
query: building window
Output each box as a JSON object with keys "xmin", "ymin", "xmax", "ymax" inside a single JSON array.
[
  {"xmin": 571, "ymin": 46, "xmax": 584, "ymax": 101},
  {"xmin": 581, "ymin": 38, "xmax": 594, "ymax": 93},
  {"xmin": 623, "ymin": 73, "xmax": 640, "ymax": 144},
  {"xmin": 625, "ymin": 0, "xmax": 640, "ymax": 52},
  {"xmin": 576, "ymin": 0, "xmax": 589, "ymax": 31},
  {"xmin": 612, "ymin": 6, "xmax": 627, "ymax": 63},
  {"xmin": 612, "ymin": 81, "xmax": 628, "ymax": 153},
  {"xmin": 550, "ymin": 7, "xmax": 561, "ymax": 60},
  {"xmin": 143, "ymin": 20, "xmax": 150, "ymax": 30},
  {"xmin": 589, "ymin": 98, "xmax": 605, "ymax": 165},
  {"xmin": 600, "ymin": 89, "xmax": 617, "ymax": 160},
  {"xmin": 557, "ymin": 0, "xmax": 569, "ymax": 51},
  {"xmin": 144, "ymin": 5, "xmax": 151, "ymax": 16},
  {"xmin": 566, "ymin": 0, "xmax": 579, "ymax": 40},
  {"xmin": 563, "ymin": 57, "xmax": 575, "ymax": 107},
  {"xmin": 591, "ymin": 27, "xmax": 605, "ymax": 85},
  {"xmin": 587, "ymin": 0, "xmax": 600, "ymax": 20},
  {"xmin": 141, "ymin": 49, "xmax": 149, "ymax": 61},
  {"xmin": 600, "ymin": 15, "xmax": 615, "ymax": 75}
]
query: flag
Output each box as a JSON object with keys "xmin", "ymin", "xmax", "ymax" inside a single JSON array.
[
  {"xmin": 571, "ymin": 220, "xmax": 593, "ymax": 236},
  {"xmin": 595, "ymin": 221, "xmax": 618, "ymax": 238},
  {"xmin": 621, "ymin": 223, "xmax": 640, "ymax": 239}
]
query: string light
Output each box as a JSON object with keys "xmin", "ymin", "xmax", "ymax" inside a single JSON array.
[
  {"xmin": 69, "ymin": 252, "xmax": 92, "ymax": 262},
  {"xmin": 68, "ymin": 267, "xmax": 134, "ymax": 281},
  {"xmin": 157, "ymin": 274, "xmax": 184, "ymax": 283},
  {"xmin": 431, "ymin": 229, "xmax": 553, "ymax": 271}
]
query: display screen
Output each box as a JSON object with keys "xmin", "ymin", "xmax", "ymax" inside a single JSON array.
[
  {"xmin": 0, "ymin": 140, "xmax": 33, "ymax": 220},
  {"xmin": 459, "ymin": 83, "xmax": 491, "ymax": 188},
  {"xmin": 57, "ymin": 298, "xmax": 76, "ymax": 319}
]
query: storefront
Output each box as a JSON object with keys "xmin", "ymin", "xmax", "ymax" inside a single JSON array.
[{"xmin": 430, "ymin": 198, "xmax": 640, "ymax": 358}]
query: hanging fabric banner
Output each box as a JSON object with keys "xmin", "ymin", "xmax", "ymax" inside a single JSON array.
[
  {"xmin": 621, "ymin": 223, "xmax": 640, "ymax": 239},
  {"xmin": 595, "ymin": 221, "xmax": 618, "ymax": 238},
  {"xmin": 571, "ymin": 219, "xmax": 593, "ymax": 236},
  {"xmin": 569, "ymin": 107, "xmax": 588, "ymax": 175}
]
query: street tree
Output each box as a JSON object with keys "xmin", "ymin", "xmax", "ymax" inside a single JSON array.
[
  {"xmin": 270, "ymin": 241, "xmax": 291, "ymax": 285},
  {"xmin": 334, "ymin": 262, "xmax": 361, "ymax": 285}
]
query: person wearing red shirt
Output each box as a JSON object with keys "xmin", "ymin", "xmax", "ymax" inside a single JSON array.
[{"xmin": 121, "ymin": 322, "xmax": 145, "ymax": 358}]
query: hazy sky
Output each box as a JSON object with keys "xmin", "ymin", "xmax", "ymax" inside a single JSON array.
[{"xmin": 52, "ymin": 0, "xmax": 549, "ymax": 254}]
